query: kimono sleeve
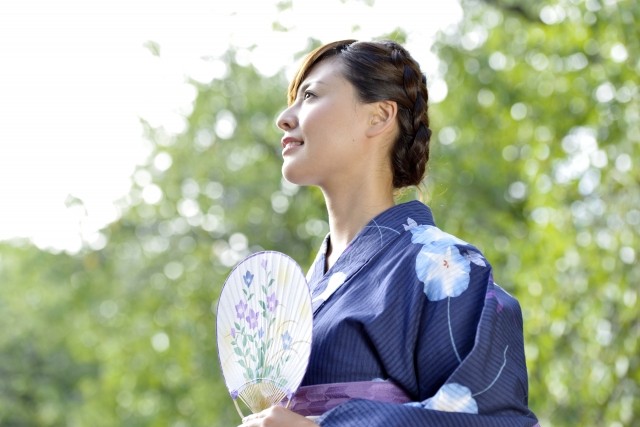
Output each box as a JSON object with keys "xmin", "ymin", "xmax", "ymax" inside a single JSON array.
[{"xmin": 316, "ymin": 233, "xmax": 538, "ymax": 427}]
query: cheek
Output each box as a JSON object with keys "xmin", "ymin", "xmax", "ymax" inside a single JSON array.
[
  {"xmin": 282, "ymin": 101, "xmax": 365, "ymax": 184},
  {"xmin": 301, "ymin": 103, "xmax": 356, "ymax": 150}
]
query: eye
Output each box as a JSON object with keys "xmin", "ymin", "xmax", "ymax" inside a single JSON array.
[{"xmin": 303, "ymin": 91, "xmax": 315, "ymax": 100}]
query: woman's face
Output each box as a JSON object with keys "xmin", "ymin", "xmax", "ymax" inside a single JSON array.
[{"xmin": 276, "ymin": 58, "xmax": 373, "ymax": 188}]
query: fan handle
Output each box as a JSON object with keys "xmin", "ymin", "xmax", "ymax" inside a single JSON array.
[{"xmin": 232, "ymin": 397, "xmax": 293, "ymax": 419}]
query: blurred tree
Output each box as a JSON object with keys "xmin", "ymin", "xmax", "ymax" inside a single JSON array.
[
  {"xmin": 0, "ymin": 0, "xmax": 638, "ymax": 426},
  {"xmin": 427, "ymin": 0, "xmax": 639, "ymax": 425},
  {"xmin": 0, "ymin": 47, "xmax": 328, "ymax": 427}
]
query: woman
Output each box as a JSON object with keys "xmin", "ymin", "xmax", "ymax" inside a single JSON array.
[{"xmin": 240, "ymin": 40, "xmax": 539, "ymax": 427}]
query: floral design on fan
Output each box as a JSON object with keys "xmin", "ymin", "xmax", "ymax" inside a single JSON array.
[
  {"xmin": 266, "ymin": 292, "xmax": 279, "ymax": 312},
  {"xmin": 282, "ymin": 330, "xmax": 293, "ymax": 350},
  {"xmin": 246, "ymin": 309, "xmax": 259, "ymax": 329},
  {"xmin": 228, "ymin": 264, "xmax": 296, "ymax": 387},
  {"xmin": 235, "ymin": 300, "xmax": 248, "ymax": 320},
  {"xmin": 243, "ymin": 270, "xmax": 254, "ymax": 287}
]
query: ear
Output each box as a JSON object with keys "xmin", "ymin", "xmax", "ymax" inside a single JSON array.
[{"xmin": 365, "ymin": 100, "xmax": 398, "ymax": 138}]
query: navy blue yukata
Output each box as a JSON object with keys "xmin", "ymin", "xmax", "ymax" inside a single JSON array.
[{"xmin": 302, "ymin": 201, "xmax": 539, "ymax": 426}]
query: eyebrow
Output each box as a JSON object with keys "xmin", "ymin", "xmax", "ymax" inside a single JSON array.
[{"xmin": 298, "ymin": 80, "xmax": 326, "ymax": 95}]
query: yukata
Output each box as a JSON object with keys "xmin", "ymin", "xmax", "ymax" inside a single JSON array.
[{"xmin": 300, "ymin": 201, "xmax": 539, "ymax": 427}]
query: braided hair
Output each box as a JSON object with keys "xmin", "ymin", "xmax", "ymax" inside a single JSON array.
[{"xmin": 287, "ymin": 39, "xmax": 433, "ymax": 189}]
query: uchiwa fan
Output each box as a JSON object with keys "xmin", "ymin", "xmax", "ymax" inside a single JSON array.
[{"xmin": 216, "ymin": 251, "xmax": 313, "ymax": 418}]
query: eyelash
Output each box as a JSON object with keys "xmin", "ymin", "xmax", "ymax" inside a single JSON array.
[{"xmin": 303, "ymin": 91, "xmax": 315, "ymax": 99}]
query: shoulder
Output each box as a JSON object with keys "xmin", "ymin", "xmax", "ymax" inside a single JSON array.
[
  {"xmin": 383, "ymin": 216, "xmax": 492, "ymax": 302},
  {"xmin": 391, "ymin": 215, "xmax": 491, "ymax": 271},
  {"xmin": 375, "ymin": 201, "xmax": 489, "ymax": 265}
]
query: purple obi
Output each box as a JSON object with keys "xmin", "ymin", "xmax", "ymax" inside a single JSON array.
[{"xmin": 281, "ymin": 381, "xmax": 413, "ymax": 417}]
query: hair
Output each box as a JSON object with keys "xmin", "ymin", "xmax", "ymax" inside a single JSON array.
[{"xmin": 288, "ymin": 39, "xmax": 433, "ymax": 190}]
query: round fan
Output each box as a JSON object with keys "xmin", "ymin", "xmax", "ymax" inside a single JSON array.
[{"xmin": 216, "ymin": 251, "xmax": 313, "ymax": 418}]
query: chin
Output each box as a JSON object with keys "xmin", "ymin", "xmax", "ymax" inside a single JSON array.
[{"xmin": 282, "ymin": 161, "xmax": 316, "ymax": 186}]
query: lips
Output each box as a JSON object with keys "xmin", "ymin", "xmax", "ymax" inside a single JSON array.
[
  {"xmin": 281, "ymin": 136, "xmax": 304, "ymax": 154},
  {"xmin": 281, "ymin": 136, "xmax": 304, "ymax": 149}
]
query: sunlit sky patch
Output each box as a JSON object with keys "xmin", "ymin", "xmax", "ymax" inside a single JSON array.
[{"xmin": 0, "ymin": 0, "xmax": 462, "ymax": 253}]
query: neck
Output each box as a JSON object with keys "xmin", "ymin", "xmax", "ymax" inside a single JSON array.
[{"xmin": 321, "ymin": 176, "xmax": 395, "ymax": 264}]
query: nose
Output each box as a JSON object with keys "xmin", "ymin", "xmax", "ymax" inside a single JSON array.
[{"xmin": 276, "ymin": 104, "xmax": 298, "ymax": 131}]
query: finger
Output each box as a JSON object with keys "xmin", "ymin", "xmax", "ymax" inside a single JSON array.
[
  {"xmin": 242, "ymin": 411, "xmax": 265, "ymax": 424},
  {"xmin": 239, "ymin": 417, "xmax": 261, "ymax": 427}
]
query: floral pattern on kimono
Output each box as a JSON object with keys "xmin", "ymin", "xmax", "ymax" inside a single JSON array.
[{"xmin": 301, "ymin": 201, "xmax": 538, "ymax": 427}]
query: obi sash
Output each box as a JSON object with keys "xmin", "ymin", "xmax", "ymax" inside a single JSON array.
[{"xmin": 281, "ymin": 381, "xmax": 412, "ymax": 417}]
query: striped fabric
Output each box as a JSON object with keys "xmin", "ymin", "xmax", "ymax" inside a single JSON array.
[{"xmin": 301, "ymin": 201, "xmax": 538, "ymax": 426}]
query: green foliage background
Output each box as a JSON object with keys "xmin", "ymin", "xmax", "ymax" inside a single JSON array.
[{"xmin": 0, "ymin": 0, "xmax": 638, "ymax": 426}]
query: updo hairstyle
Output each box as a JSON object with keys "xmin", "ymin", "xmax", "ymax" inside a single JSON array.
[{"xmin": 288, "ymin": 39, "xmax": 433, "ymax": 189}]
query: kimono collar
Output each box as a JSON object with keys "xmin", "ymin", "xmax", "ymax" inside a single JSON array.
[{"xmin": 307, "ymin": 200, "xmax": 435, "ymax": 313}]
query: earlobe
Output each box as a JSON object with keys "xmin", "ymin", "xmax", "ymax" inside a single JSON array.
[{"xmin": 366, "ymin": 101, "xmax": 398, "ymax": 138}]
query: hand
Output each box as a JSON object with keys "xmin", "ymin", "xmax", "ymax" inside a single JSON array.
[{"xmin": 239, "ymin": 406, "xmax": 317, "ymax": 427}]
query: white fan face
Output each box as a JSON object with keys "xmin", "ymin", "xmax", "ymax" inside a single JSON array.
[{"xmin": 216, "ymin": 251, "xmax": 313, "ymax": 410}]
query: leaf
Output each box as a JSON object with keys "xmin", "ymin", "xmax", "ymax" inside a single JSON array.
[
  {"xmin": 234, "ymin": 348, "xmax": 243, "ymax": 356},
  {"xmin": 250, "ymin": 355, "xmax": 256, "ymax": 362},
  {"xmin": 248, "ymin": 294, "xmax": 254, "ymax": 301},
  {"xmin": 268, "ymin": 278, "xmax": 274, "ymax": 287},
  {"xmin": 243, "ymin": 336, "xmax": 247, "ymax": 346},
  {"xmin": 231, "ymin": 340, "xmax": 236, "ymax": 346},
  {"xmin": 248, "ymin": 335, "xmax": 254, "ymax": 342},
  {"xmin": 247, "ymin": 368, "xmax": 254, "ymax": 380},
  {"xmin": 238, "ymin": 360, "xmax": 246, "ymax": 368},
  {"xmin": 464, "ymin": 251, "xmax": 487, "ymax": 267},
  {"xmin": 261, "ymin": 285, "xmax": 267, "ymax": 294},
  {"xmin": 263, "ymin": 365, "xmax": 274, "ymax": 377},
  {"xmin": 403, "ymin": 217, "xmax": 418, "ymax": 231},
  {"xmin": 259, "ymin": 300, "xmax": 266, "ymax": 310},
  {"xmin": 234, "ymin": 322, "xmax": 241, "ymax": 330}
]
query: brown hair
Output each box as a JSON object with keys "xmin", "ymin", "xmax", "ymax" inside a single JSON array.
[{"xmin": 288, "ymin": 39, "xmax": 433, "ymax": 189}]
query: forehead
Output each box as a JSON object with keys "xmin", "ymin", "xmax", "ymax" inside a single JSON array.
[{"xmin": 299, "ymin": 58, "xmax": 344, "ymax": 91}]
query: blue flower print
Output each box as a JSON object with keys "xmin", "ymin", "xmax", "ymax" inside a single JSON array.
[
  {"xmin": 406, "ymin": 221, "xmax": 466, "ymax": 247},
  {"xmin": 463, "ymin": 250, "xmax": 487, "ymax": 267},
  {"xmin": 312, "ymin": 271, "xmax": 347, "ymax": 310},
  {"xmin": 403, "ymin": 217, "xmax": 419, "ymax": 231},
  {"xmin": 416, "ymin": 242, "xmax": 470, "ymax": 301},
  {"xmin": 420, "ymin": 346, "xmax": 509, "ymax": 413},
  {"xmin": 282, "ymin": 330, "xmax": 292, "ymax": 350},
  {"xmin": 423, "ymin": 383, "xmax": 478, "ymax": 414},
  {"xmin": 243, "ymin": 270, "xmax": 254, "ymax": 287}
]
